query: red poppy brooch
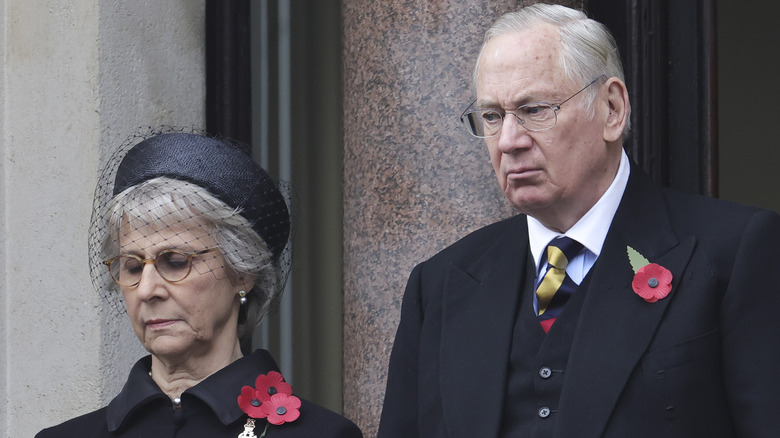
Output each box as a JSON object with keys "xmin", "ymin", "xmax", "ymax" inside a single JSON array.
[
  {"xmin": 237, "ymin": 371, "xmax": 301, "ymax": 437},
  {"xmin": 627, "ymin": 246, "xmax": 673, "ymax": 303}
]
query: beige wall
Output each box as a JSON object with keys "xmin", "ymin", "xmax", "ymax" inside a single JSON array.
[{"xmin": 0, "ymin": 1, "xmax": 205, "ymax": 436}]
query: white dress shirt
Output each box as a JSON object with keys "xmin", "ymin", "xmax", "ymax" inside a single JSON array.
[{"xmin": 528, "ymin": 150, "xmax": 631, "ymax": 313}]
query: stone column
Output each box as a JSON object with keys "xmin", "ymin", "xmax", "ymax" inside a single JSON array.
[
  {"xmin": 341, "ymin": 1, "xmax": 582, "ymax": 436},
  {"xmin": 0, "ymin": 1, "xmax": 205, "ymax": 435}
]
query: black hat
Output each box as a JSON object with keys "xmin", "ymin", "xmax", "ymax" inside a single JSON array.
[{"xmin": 113, "ymin": 133, "xmax": 290, "ymax": 261}]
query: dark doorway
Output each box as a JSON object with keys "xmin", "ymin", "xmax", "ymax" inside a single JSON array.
[{"xmin": 586, "ymin": 0, "xmax": 718, "ymax": 197}]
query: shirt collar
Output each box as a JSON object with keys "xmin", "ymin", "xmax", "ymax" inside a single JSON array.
[
  {"xmin": 528, "ymin": 149, "xmax": 630, "ymax": 268},
  {"xmin": 106, "ymin": 349, "xmax": 280, "ymax": 432}
]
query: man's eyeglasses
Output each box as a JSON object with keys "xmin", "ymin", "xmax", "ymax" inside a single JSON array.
[
  {"xmin": 460, "ymin": 75, "xmax": 606, "ymax": 138},
  {"xmin": 103, "ymin": 248, "xmax": 218, "ymax": 287}
]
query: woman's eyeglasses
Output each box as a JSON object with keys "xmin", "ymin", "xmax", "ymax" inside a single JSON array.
[{"xmin": 103, "ymin": 248, "xmax": 218, "ymax": 287}]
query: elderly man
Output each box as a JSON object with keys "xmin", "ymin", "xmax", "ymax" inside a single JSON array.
[{"xmin": 378, "ymin": 4, "xmax": 780, "ymax": 438}]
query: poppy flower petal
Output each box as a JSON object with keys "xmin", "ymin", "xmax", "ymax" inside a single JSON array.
[
  {"xmin": 261, "ymin": 394, "xmax": 302, "ymax": 425},
  {"xmin": 632, "ymin": 263, "xmax": 673, "ymax": 303},
  {"xmin": 255, "ymin": 371, "xmax": 293, "ymax": 398},
  {"xmin": 237, "ymin": 386, "xmax": 266, "ymax": 418},
  {"xmin": 238, "ymin": 371, "xmax": 300, "ymax": 426}
]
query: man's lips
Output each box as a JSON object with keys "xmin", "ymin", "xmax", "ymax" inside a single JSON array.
[
  {"xmin": 506, "ymin": 167, "xmax": 540, "ymax": 179},
  {"xmin": 145, "ymin": 319, "xmax": 178, "ymax": 329}
]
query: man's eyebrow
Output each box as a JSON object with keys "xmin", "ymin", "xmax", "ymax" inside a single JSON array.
[
  {"xmin": 474, "ymin": 95, "xmax": 536, "ymax": 109},
  {"xmin": 473, "ymin": 99, "xmax": 497, "ymax": 109}
]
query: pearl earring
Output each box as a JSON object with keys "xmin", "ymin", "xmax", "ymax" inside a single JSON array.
[{"xmin": 239, "ymin": 290, "xmax": 248, "ymax": 305}]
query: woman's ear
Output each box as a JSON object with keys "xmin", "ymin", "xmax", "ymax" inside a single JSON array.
[
  {"xmin": 240, "ymin": 276, "xmax": 255, "ymax": 294},
  {"xmin": 231, "ymin": 271, "xmax": 256, "ymax": 295},
  {"xmin": 603, "ymin": 77, "xmax": 630, "ymax": 143}
]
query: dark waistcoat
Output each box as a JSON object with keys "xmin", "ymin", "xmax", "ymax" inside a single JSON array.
[{"xmin": 500, "ymin": 263, "xmax": 593, "ymax": 437}]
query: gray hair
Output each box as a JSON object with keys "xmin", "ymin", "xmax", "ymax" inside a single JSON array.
[
  {"xmin": 473, "ymin": 3, "xmax": 630, "ymax": 136},
  {"xmin": 102, "ymin": 177, "xmax": 279, "ymax": 345}
]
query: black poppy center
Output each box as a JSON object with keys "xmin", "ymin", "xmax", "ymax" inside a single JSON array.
[
  {"xmin": 276, "ymin": 406, "xmax": 287, "ymax": 415},
  {"xmin": 251, "ymin": 399, "xmax": 261, "ymax": 407},
  {"xmin": 647, "ymin": 277, "xmax": 659, "ymax": 288},
  {"xmin": 268, "ymin": 386, "xmax": 278, "ymax": 395}
]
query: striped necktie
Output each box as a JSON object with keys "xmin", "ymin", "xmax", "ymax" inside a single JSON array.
[{"xmin": 536, "ymin": 236, "xmax": 583, "ymax": 333}]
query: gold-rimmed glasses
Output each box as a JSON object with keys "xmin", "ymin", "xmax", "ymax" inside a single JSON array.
[{"xmin": 103, "ymin": 248, "xmax": 218, "ymax": 287}]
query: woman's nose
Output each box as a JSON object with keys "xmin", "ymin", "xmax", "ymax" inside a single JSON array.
[{"xmin": 132, "ymin": 263, "xmax": 168, "ymax": 300}]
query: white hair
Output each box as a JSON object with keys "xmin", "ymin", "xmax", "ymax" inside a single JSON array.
[{"xmin": 473, "ymin": 3, "xmax": 630, "ymax": 136}]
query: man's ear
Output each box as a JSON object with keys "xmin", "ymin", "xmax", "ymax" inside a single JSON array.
[{"xmin": 603, "ymin": 78, "xmax": 630, "ymax": 142}]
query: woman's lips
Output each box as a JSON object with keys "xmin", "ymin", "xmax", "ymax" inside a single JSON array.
[{"xmin": 146, "ymin": 319, "xmax": 178, "ymax": 329}]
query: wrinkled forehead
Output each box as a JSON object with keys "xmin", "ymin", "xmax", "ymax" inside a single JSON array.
[
  {"xmin": 477, "ymin": 25, "xmax": 566, "ymax": 93},
  {"xmin": 477, "ymin": 24, "xmax": 562, "ymax": 76},
  {"xmin": 485, "ymin": 25, "xmax": 561, "ymax": 61},
  {"xmin": 118, "ymin": 217, "xmax": 215, "ymax": 253}
]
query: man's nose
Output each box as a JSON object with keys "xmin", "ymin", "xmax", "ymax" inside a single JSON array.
[{"xmin": 496, "ymin": 114, "xmax": 533, "ymax": 153}]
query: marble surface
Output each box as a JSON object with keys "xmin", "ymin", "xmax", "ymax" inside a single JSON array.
[{"xmin": 341, "ymin": 1, "xmax": 582, "ymax": 435}]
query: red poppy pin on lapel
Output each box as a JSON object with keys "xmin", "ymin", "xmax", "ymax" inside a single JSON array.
[
  {"xmin": 237, "ymin": 371, "xmax": 301, "ymax": 437},
  {"xmin": 627, "ymin": 246, "xmax": 673, "ymax": 303}
]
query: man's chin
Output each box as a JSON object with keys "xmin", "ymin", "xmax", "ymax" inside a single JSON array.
[{"xmin": 504, "ymin": 189, "xmax": 551, "ymax": 214}]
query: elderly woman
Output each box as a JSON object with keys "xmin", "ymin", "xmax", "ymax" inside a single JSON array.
[{"xmin": 37, "ymin": 130, "xmax": 362, "ymax": 437}]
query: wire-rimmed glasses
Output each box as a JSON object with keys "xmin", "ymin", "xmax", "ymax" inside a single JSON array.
[
  {"xmin": 460, "ymin": 75, "xmax": 606, "ymax": 138},
  {"xmin": 103, "ymin": 248, "xmax": 218, "ymax": 287}
]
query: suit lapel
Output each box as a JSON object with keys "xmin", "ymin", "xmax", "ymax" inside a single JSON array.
[
  {"xmin": 439, "ymin": 215, "xmax": 530, "ymax": 438},
  {"xmin": 555, "ymin": 165, "xmax": 697, "ymax": 437}
]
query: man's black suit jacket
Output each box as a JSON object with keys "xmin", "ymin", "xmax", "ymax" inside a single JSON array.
[{"xmin": 378, "ymin": 163, "xmax": 780, "ymax": 437}]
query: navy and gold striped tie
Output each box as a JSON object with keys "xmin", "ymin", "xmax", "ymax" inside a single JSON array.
[{"xmin": 536, "ymin": 236, "xmax": 583, "ymax": 333}]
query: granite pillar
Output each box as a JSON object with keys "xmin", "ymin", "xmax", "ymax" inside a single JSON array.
[{"xmin": 342, "ymin": 1, "xmax": 582, "ymax": 435}]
